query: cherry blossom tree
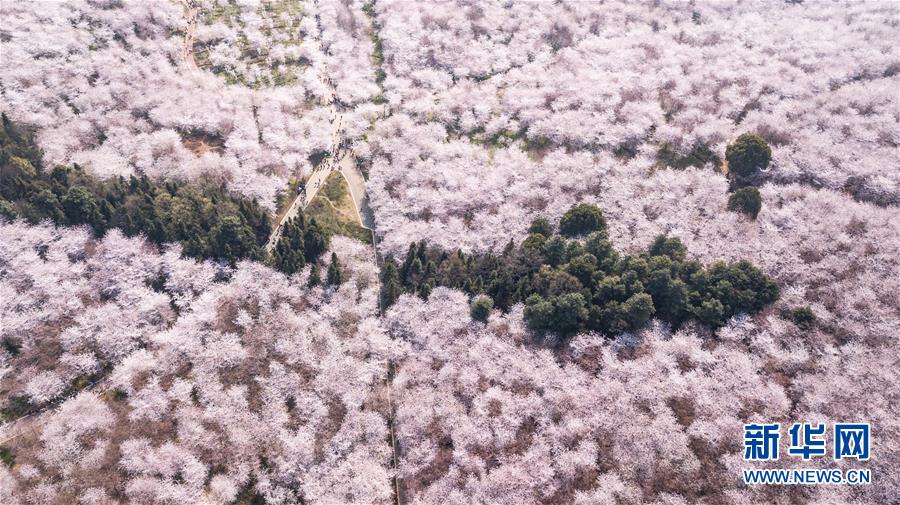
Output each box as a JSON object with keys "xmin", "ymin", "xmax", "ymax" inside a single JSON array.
[{"xmin": 2, "ymin": 1, "xmax": 898, "ymax": 503}]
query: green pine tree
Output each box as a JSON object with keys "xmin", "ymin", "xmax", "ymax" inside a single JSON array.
[
  {"xmin": 327, "ymin": 252, "xmax": 342, "ymax": 286},
  {"xmin": 308, "ymin": 264, "xmax": 321, "ymax": 287}
]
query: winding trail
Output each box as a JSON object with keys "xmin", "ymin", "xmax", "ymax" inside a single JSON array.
[
  {"xmin": 179, "ymin": 0, "xmax": 199, "ymax": 70},
  {"xmin": 265, "ymin": 62, "xmax": 375, "ymax": 250}
]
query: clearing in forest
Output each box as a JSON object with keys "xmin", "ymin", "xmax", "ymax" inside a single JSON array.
[{"xmin": 306, "ymin": 171, "xmax": 372, "ymax": 244}]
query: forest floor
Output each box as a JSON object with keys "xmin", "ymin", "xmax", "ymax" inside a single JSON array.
[{"xmin": 180, "ymin": 131, "xmax": 225, "ymax": 155}]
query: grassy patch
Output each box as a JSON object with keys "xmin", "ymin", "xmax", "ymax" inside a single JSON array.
[
  {"xmin": 101, "ymin": 388, "xmax": 128, "ymax": 402},
  {"xmin": 196, "ymin": 0, "xmax": 306, "ymax": 88},
  {"xmin": 657, "ymin": 142, "xmax": 721, "ymax": 170},
  {"xmin": 363, "ymin": 1, "xmax": 386, "ymax": 85},
  {"xmin": 1, "ymin": 395, "xmax": 33, "ymax": 422},
  {"xmin": 470, "ymin": 127, "xmax": 522, "ymax": 149},
  {"xmin": 322, "ymin": 171, "xmax": 347, "ymax": 202},
  {"xmin": 306, "ymin": 172, "xmax": 372, "ymax": 244},
  {"xmin": 0, "ymin": 447, "xmax": 14, "ymax": 467},
  {"xmin": 466, "ymin": 127, "xmax": 553, "ymax": 160}
]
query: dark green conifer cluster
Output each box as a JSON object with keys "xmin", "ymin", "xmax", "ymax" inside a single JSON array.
[
  {"xmin": 381, "ymin": 204, "xmax": 778, "ymax": 339},
  {"xmin": 270, "ymin": 215, "xmax": 329, "ymax": 274},
  {"xmin": 1, "ymin": 115, "xmax": 270, "ymax": 266},
  {"xmin": 1, "ymin": 114, "xmax": 329, "ymax": 272}
]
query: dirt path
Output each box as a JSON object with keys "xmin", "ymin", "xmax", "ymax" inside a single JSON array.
[
  {"xmin": 263, "ymin": 134, "xmax": 366, "ymax": 252},
  {"xmin": 266, "ymin": 72, "xmax": 373, "ymax": 252},
  {"xmin": 175, "ymin": 0, "xmax": 369, "ymax": 251},
  {"xmin": 179, "ymin": 0, "xmax": 199, "ymax": 70},
  {"xmin": 265, "ymin": 159, "xmax": 336, "ymax": 251},
  {"xmin": 318, "ymin": 83, "xmax": 374, "ymax": 230},
  {"xmin": 176, "ymin": 0, "xmax": 371, "ymax": 250}
]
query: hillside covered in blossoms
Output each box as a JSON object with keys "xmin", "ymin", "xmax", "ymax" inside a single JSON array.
[{"xmin": 1, "ymin": 1, "xmax": 898, "ymax": 504}]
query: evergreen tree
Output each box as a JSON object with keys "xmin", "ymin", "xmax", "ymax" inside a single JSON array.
[
  {"xmin": 648, "ymin": 235, "xmax": 687, "ymax": 262},
  {"xmin": 303, "ymin": 218, "xmax": 329, "ymax": 263},
  {"xmin": 528, "ymin": 217, "xmax": 553, "ymax": 237},
  {"xmin": 379, "ymin": 258, "xmax": 402, "ymax": 309},
  {"xmin": 552, "ymin": 293, "xmax": 589, "ymax": 336},
  {"xmin": 727, "ymin": 187, "xmax": 763, "ymax": 219},
  {"xmin": 308, "ymin": 264, "xmax": 321, "ymax": 287},
  {"xmin": 30, "ymin": 189, "xmax": 65, "ymax": 222},
  {"xmin": 524, "ymin": 294, "xmax": 555, "ymax": 332},
  {"xmin": 559, "ymin": 203, "xmax": 606, "ymax": 237},
  {"xmin": 400, "ymin": 242, "xmax": 418, "ymax": 285},
  {"xmin": 781, "ymin": 306, "xmax": 816, "ymax": 330},
  {"xmin": 622, "ymin": 293, "xmax": 655, "ymax": 328},
  {"xmin": 213, "ymin": 216, "xmax": 259, "ymax": 266},
  {"xmin": 470, "ymin": 295, "xmax": 494, "ymax": 323},
  {"xmin": 273, "ymin": 217, "xmax": 306, "ymax": 274},
  {"xmin": 416, "ymin": 239, "xmax": 428, "ymax": 263},
  {"xmin": 61, "ymin": 186, "xmax": 106, "ymax": 232},
  {"xmin": 725, "ymin": 133, "xmax": 771, "ymax": 183},
  {"xmin": 327, "ymin": 252, "xmax": 342, "ymax": 286},
  {"xmin": 543, "ymin": 236, "xmax": 568, "ymax": 266},
  {"xmin": 522, "ymin": 233, "xmax": 547, "ymax": 250}
]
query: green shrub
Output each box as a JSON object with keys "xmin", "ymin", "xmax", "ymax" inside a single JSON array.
[
  {"xmin": 0, "ymin": 447, "xmax": 14, "ymax": 467},
  {"xmin": 1, "ymin": 395, "xmax": 32, "ymax": 422},
  {"xmin": 726, "ymin": 133, "xmax": 771, "ymax": 180},
  {"xmin": 559, "ymin": 203, "xmax": 606, "ymax": 237},
  {"xmin": 728, "ymin": 187, "xmax": 763, "ymax": 219},
  {"xmin": 781, "ymin": 306, "xmax": 816, "ymax": 330},
  {"xmin": 522, "ymin": 232, "xmax": 547, "ymax": 250},
  {"xmin": 528, "ymin": 217, "xmax": 554, "ymax": 237},
  {"xmin": 0, "ymin": 199, "xmax": 16, "ymax": 219},
  {"xmin": 1, "ymin": 337, "xmax": 21, "ymax": 356},
  {"xmin": 470, "ymin": 295, "xmax": 494, "ymax": 323},
  {"xmin": 657, "ymin": 142, "xmax": 720, "ymax": 170}
]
